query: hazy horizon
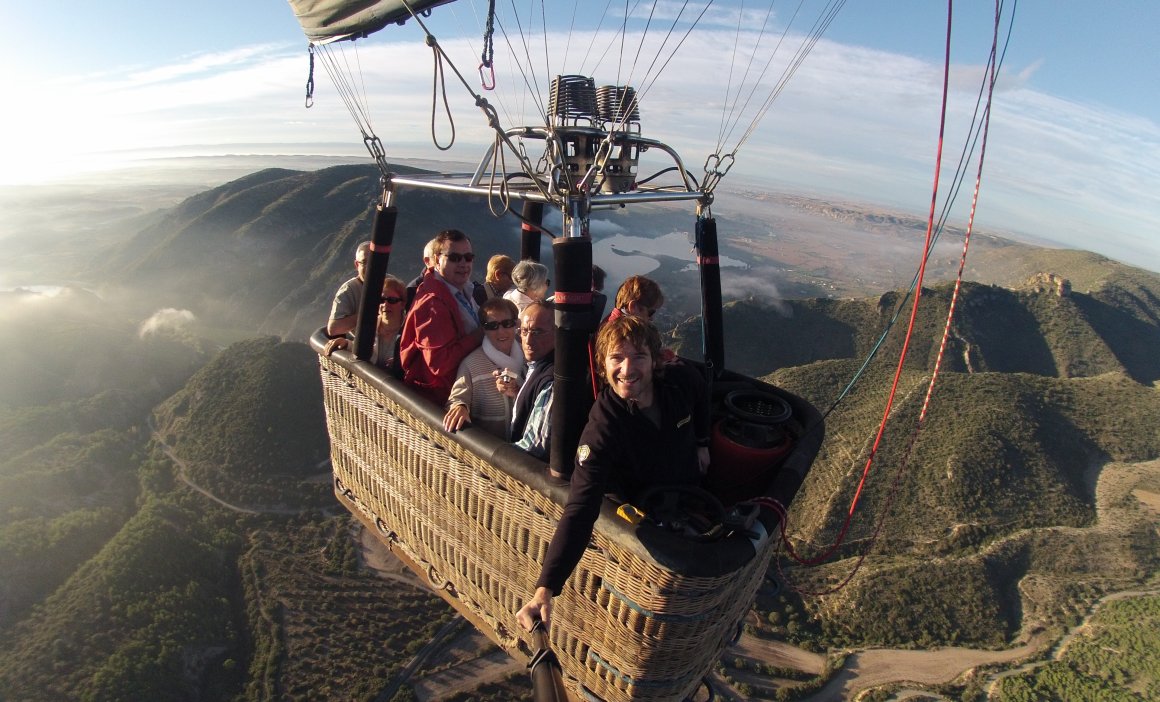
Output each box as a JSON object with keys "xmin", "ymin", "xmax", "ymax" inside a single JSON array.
[{"xmin": 4, "ymin": 154, "xmax": 1151, "ymax": 289}]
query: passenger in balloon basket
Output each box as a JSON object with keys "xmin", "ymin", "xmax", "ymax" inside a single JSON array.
[
  {"xmin": 325, "ymin": 274, "xmax": 407, "ymax": 376},
  {"xmin": 590, "ymin": 264, "xmax": 609, "ymax": 321},
  {"xmin": 504, "ymin": 260, "xmax": 551, "ymax": 314},
  {"xmin": 516, "ymin": 315, "xmax": 711, "ymax": 631},
  {"xmin": 483, "ymin": 254, "xmax": 516, "ymax": 300},
  {"xmin": 399, "ymin": 229, "xmax": 484, "ymax": 406},
  {"xmin": 326, "ymin": 240, "xmax": 372, "ymax": 337},
  {"xmin": 606, "ymin": 274, "xmax": 663, "ymax": 323},
  {"xmin": 404, "ymin": 237, "xmax": 437, "ymax": 311},
  {"xmin": 498, "ymin": 302, "xmax": 556, "ymax": 466},
  {"xmin": 443, "ymin": 297, "xmax": 525, "ymax": 439},
  {"xmin": 604, "ymin": 274, "xmax": 675, "ymax": 362}
]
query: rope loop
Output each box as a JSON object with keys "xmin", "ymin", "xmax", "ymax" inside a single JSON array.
[
  {"xmin": 485, "ymin": 132, "xmax": 512, "ymax": 218},
  {"xmin": 429, "ymin": 41, "xmax": 456, "ymax": 151}
]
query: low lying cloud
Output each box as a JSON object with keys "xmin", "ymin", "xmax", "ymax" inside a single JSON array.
[
  {"xmin": 722, "ymin": 272, "xmax": 791, "ymax": 316},
  {"xmin": 138, "ymin": 308, "xmax": 196, "ymax": 338}
]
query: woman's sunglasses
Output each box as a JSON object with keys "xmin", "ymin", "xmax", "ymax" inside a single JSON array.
[
  {"xmin": 482, "ymin": 318, "xmax": 518, "ymax": 331},
  {"xmin": 381, "ymin": 296, "xmax": 404, "ymax": 305}
]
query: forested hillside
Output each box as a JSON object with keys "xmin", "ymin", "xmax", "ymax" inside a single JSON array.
[
  {"xmin": 667, "ymin": 267, "xmax": 1160, "ymax": 669},
  {"xmin": 0, "ymin": 338, "xmax": 445, "ymax": 701},
  {"xmin": 152, "ymin": 337, "xmax": 331, "ymax": 509},
  {"xmin": 672, "ymin": 276, "xmax": 1160, "ymax": 384}
]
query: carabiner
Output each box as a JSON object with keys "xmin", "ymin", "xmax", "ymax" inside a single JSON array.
[{"xmin": 479, "ymin": 62, "xmax": 496, "ymax": 91}]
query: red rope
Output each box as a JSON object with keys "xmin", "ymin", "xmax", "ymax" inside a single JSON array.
[
  {"xmin": 921, "ymin": 1, "xmax": 1000, "ymax": 422},
  {"xmin": 771, "ymin": 2, "xmax": 1005, "ymax": 600},
  {"xmin": 775, "ymin": 0, "xmax": 956, "ymax": 571},
  {"xmin": 587, "ymin": 336, "xmax": 599, "ymax": 399}
]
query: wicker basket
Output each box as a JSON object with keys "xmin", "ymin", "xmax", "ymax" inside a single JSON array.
[{"xmin": 311, "ymin": 332, "xmax": 820, "ymax": 701}]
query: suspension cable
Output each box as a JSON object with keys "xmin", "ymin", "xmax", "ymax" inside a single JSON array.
[
  {"xmin": 494, "ymin": 11, "xmax": 549, "ymax": 123},
  {"xmin": 920, "ymin": 0, "xmax": 1008, "ymax": 422},
  {"xmin": 505, "ymin": 0, "xmax": 547, "ymax": 119},
  {"xmin": 726, "ymin": 0, "xmax": 846, "ymax": 162},
  {"xmin": 773, "ymin": 0, "xmax": 957, "ymax": 571},
  {"xmin": 398, "ymin": 1, "xmax": 552, "ymax": 202},
  {"xmin": 539, "ymin": 0, "xmax": 551, "ymax": 96},
  {"xmin": 715, "ymin": 1, "xmax": 780, "ymax": 155},
  {"xmin": 584, "ymin": 0, "xmax": 640, "ymax": 78},
  {"xmin": 624, "ymin": 1, "xmax": 716, "ymax": 131},
  {"xmin": 315, "ymin": 42, "xmax": 391, "ymax": 178},
  {"xmin": 701, "ymin": 0, "xmax": 844, "ymax": 193},
  {"xmin": 718, "ymin": 0, "xmax": 814, "ymax": 150},
  {"xmin": 574, "ymin": 0, "xmax": 619, "ymax": 75},
  {"xmin": 619, "ymin": 0, "xmax": 661, "ymax": 104}
]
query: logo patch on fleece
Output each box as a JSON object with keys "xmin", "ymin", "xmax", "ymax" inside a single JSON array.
[{"xmin": 577, "ymin": 444, "xmax": 591, "ymax": 463}]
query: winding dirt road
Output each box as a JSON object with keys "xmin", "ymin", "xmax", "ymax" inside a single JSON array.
[
  {"xmin": 983, "ymin": 586, "xmax": 1160, "ymax": 698},
  {"xmin": 792, "ymin": 457, "xmax": 1160, "ymax": 700}
]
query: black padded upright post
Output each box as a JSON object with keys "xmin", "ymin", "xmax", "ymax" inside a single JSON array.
[
  {"xmin": 520, "ymin": 201, "xmax": 544, "ymax": 262},
  {"xmin": 353, "ymin": 204, "xmax": 398, "ymax": 361},
  {"xmin": 549, "ymin": 236, "xmax": 595, "ymax": 477},
  {"xmin": 696, "ymin": 216, "xmax": 725, "ymax": 378}
]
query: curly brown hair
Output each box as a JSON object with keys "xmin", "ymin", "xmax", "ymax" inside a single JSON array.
[{"xmin": 594, "ymin": 315, "xmax": 662, "ymax": 384}]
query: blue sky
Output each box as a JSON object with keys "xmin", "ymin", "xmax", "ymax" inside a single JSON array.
[{"xmin": 2, "ymin": 1, "xmax": 1158, "ymax": 271}]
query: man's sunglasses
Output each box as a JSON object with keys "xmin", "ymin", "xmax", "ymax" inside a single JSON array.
[
  {"xmin": 381, "ymin": 296, "xmax": 404, "ymax": 305},
  {"xmin": 482, "ymin": 318, "xmax": 518, "ymax": 331},
  {"xmin": 441, "ymin": 252, "xmax": 476, "ymax": 263}
]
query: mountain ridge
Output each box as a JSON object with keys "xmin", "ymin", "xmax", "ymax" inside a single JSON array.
[{"xmin": 103, "ymin": 163, "xmax": 557, "ymax": 339}]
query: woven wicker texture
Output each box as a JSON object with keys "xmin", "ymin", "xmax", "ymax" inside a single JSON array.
[{"xmin": 319, "ymin": 354, "xmax": 775, "ymax": 701}]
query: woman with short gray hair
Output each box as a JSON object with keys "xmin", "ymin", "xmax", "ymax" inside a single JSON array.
[{"xmin": 503, "ymin": 260, "xmax": 550, "ymax": 313}]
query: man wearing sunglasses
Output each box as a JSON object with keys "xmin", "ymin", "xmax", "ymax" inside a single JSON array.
[{"xmin": 400, "ymin": 229, "xmax": 485, "ymax": 405}]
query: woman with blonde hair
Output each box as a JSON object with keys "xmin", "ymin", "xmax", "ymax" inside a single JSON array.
[
  {"xmin": 484, "ymin": 254, "xmax": 515, "ymax": 299},
  {"xmin": 324, "ymin": 274, "xmax": 407, "ymax": 374}
]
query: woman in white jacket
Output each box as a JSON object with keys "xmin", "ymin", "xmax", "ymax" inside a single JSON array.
[{"xmin": 442, "ymin": 297, "xmax": 525, "ymax": 438}]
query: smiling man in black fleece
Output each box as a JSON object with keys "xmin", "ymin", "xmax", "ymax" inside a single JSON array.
[{"xmin": 516, "ymin": 315, "xmax": 710, "ymax": 630}]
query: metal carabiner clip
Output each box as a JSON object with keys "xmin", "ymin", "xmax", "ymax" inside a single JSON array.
[{"xmin": 479, "ymin": 62, "xmax": 496, "ymax": 91}]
